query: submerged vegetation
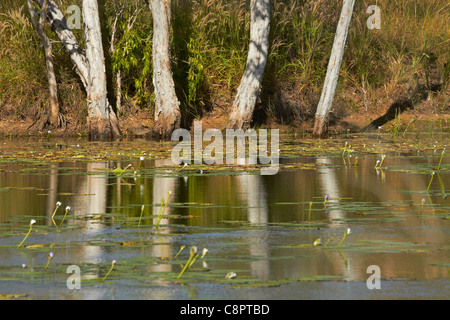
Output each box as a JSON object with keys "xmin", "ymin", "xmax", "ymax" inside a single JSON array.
[{"xmin": 0, "ymin": 0, "xmax": 448, "ymax": 135}]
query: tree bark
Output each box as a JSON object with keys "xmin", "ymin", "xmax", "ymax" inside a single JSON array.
[
  {"xmin": 33, "ymin": 0, "xmax": 89, "ymax": 89},
  {"xmin": 149, "ymin": 0, "xmax": 181, "ymax": 139},
  {"xmin": 313, "ymin": 0, "xmax": 355, "ymax": 138},
  {"xmin": 33, "ymin": 0, "xmax": 121, "ymax": 139},
  {"xmin": 227, "ymin": 0, "xmax": 270, "ymax": 130},
  {"xmin": 27, "ymin": 0, "xmax": 61, "ymax": 127},
  {"xmin": 83, "ymin": 0, "xmax": 110, "ymax": 138}
]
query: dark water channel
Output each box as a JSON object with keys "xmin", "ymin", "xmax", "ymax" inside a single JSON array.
[{"xmin": 0, "ymin": 136, "xmax": 449, "ymax": 299}]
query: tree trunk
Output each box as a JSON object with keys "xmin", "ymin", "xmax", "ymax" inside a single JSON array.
[
  {"xmin": 27, "ymin": 0, "xmax": 61, "ymax": 127},
  {"xmin": 149, "ymin": 0, "xmax": 181, "ymax": 139},
  {"xmin": 34, "ymin": 0, "xmax": 121, "ymax": 139},
  {"xmin": 313, "ymin": 0, "xmax": 355, "ymax": 138},
  {"xmin": 33, "ymin": 0, "xmax": 89, "ymax": 89},
  {"xmin": 82, "ymin": 0, "xmax": 120, "ymax": 139},
  {"xmin": 227, "ymin": 0, "xmax": 270, "ymax": 130}
]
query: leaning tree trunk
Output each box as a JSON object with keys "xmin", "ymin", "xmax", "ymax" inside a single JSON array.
[
  {"xmin": 82, "ymin": 0, "xmax": 121, "ymax": 139},
  {"xmin": 313, "ymin": 0, "xmax": 355, "ymax": 138},
  {"xmin": 27, "ymin": 0, "xmax": 61, "ymax": 128},
  {"xmin": 33, "ymin": 0, "xmax": 121, "ymax": 139},
  {"xmin": 33, "ymin": 0, "xmax": 89, "ymax": 90},
  {"xmin": 227, "ymin": 0, "xmax": 270, "ymax": 130},
  {"xmin": 149, "ymin": 0, "xmax": 181, "ymax": 139}
]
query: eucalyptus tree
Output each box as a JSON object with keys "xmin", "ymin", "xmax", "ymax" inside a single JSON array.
[
  {"xmin": 313, "ymin": 0, "xmax": 355, "ymax": 138},
  {"xmin": 82, "ymin": 0, "xmax": 121, "ymax": 139},
  {"xmin": 227, "ymin": 0, "xmax": 271, "ymax": 129}
]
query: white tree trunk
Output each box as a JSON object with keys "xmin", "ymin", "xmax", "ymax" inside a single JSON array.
[
  {"xmin": 27, "ymin": 0, "xmax": 60, "ymax": 127},
  {"xmin": 313, "ymin": 0, "xmax": 355, "ymax": 138},
  {"xmin": 83, "ymin": 0, "xmax": 113, "ymax": 138},
  {"xmin": 149, "ymin": 0, "xmax": 181, "ymax": 139},
  {"xmin": 227, "ymin": 0, "xmax": 270, "ymax": 129},
  {"xmin": 33, "ymin": 0, "xmax": 89, "ymax": 89},
  {"xmin": 34, "ymin": 0, "xmax": 121, "ymax": 139}
]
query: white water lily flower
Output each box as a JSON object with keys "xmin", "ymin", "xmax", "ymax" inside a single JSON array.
[
  {"xmin": 56, "ymin": 201, "xmax": 62, "ymax": 207},
  {"xmin": 140, "ymin": 156, "xmax": 145, "ymax": 161},
  {"xmin": 112, "ymin": 260, "xmax": 117, "ymax": 265},
  {"xmin": 30, "ymin": 219, "xmax": 36, "ymax": 226},
  {"xmin": 189, "ymin": 246, "xmax": 198, "ymax": 257},
  {"xmin": 201, "ymin": 248, "xmax": 208, "ymax": 259},
  {"xmin": 65, "ymin": 206, "xmax": 71, "ymax": 211},
  {"xmin": 346, "ymin": 228, "xmax": 351, "ymax": 235},
  {"xmin": 49, "ymin": 252, "xmax": 54, "ymax": 258}
]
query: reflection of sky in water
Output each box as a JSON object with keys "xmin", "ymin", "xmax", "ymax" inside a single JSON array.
[{"xmin": 0, "ymin": 153, "xmax": 449, "ymax": 299}]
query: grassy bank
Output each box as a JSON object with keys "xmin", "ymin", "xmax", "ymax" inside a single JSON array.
[{"xmin": 0, "ymin": 0, "xmax": 448, "ymax": 134}]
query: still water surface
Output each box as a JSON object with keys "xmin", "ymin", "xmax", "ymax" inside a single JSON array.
[{"xmin": 0, "ymin": 136, "xmax": 448, "ymax": 299}]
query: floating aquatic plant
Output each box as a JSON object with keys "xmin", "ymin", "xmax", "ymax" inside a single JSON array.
[
  {"xmin": 59, "ymin": 206, "xmax": 71, "ymax": 227},
  {"xmin": 137, "ymin": 156, "xmax": 145, "ymax": 170},
  {"xmin": 113, "ymin": 164, "xmax": 132, "ymax": 177},
  {"xmin": 174, "ymin": 245, "xmax": 185, "ymax": 259},
  {"xmin": 380, "ymin": 154, "xmax": 386, "ymax": 166},
  {"xmin": 225, "ymin": 272, "xmax": 237, "ymax": 280},
  {"xmin": 44, "ymin": 252, "xmax": 54, "ymax": 271},
  {"xmin": 102, "ymin": 260, "xmax": 116, "ymax": 282},
  {"xmin": 134, "ymin": 156, "xmax": 146, "ymax": 175},
  {"xmin": 336, "ymin": 228, "xmax": 351, "ymax": 249},
  {"xmin": 323, "ymin": 237, "xmax": 333, "ymax": 248},
  {"xmin": 427, "ymin": 171, "xmax": 435, "ymax": 192},
  {"xmin": 138, "ymin": 205, "xmax": 145, "ymax": 228},
  {"xmin": 308, "ymin": 201, "xmax": 313, "ymax": 220},
  {"xmin": 374, "ymin": 160, "xmax": 380, "ymax": 168},
  {"xmin": 375, "ymin": 155, "xmax": 386, "ymax": 168},
  {"xmin": 437, "ymin": 149, "xmax": 445, "ymax": 172},
  {"xmin": 156, "ymin": 190, "xmax": 172, "ymax": 230},
  {"xmin": 177, "ymin": 246, "xmax": 199, "ymax": 279},
  {"xmin": 323, "ymin": 195, "xmax": 329, "ymax": 206},
  {"xmin": 51, "ymin": 201, "xmax": 62, "ymax": 220},
  {"xmin": 342, "ymin": 142, "xmax": 348, "ymax": 157},
  {"xmin": 17, "ymin": 219, "xmax": 36, "ymax": 249},
  {"xmin": 178, "ymin": 163, "xmax": 188, "ymax": 172}
]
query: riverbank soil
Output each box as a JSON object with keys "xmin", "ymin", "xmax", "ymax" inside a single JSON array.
[{"xmin": 0, "ymin": 82, "xmax": 448, "ymax": 137}]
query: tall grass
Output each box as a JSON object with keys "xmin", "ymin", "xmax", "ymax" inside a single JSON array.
[{"xmin": 0, "ymin": 5, "xmax": 46, "ymax": 118}]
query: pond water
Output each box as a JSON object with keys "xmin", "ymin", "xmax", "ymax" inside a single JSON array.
[{"xmin": 0, "ymin": 134, "xmax": 449, "ymax": 299}]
